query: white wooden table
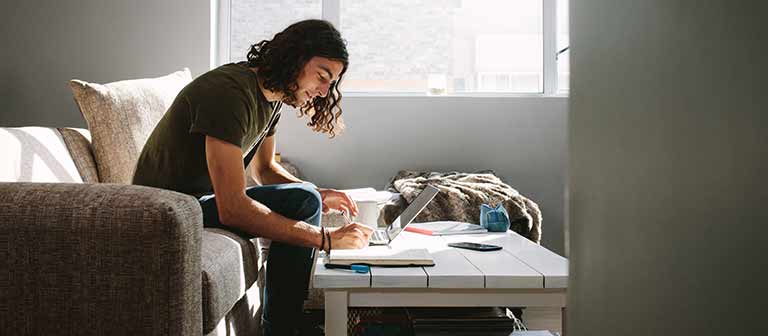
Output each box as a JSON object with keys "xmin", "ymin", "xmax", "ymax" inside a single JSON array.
[{"xmin": 312, "ymin": 230, "xmax": 568, "ymax": 335}]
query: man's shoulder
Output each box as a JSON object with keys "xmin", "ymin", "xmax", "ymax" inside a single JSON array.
[{"xmin": 185, "ymin": 63, "xmax": 258, "ymax": 103}]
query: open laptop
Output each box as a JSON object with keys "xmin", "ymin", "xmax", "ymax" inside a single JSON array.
[{"xmin": 367, "ymin": 185, "xmax": 439, "ymax": 246}]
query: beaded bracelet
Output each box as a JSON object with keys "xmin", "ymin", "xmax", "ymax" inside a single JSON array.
[{"xmin": 326, "ymin": 229, "xmax": 332, "ymax": 252}]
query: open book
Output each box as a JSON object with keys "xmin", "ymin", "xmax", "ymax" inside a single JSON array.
[
  {"xmin": 404, "ymin": 221, "xmax": 488, "ymax": 236},
  {"xmin": 329, "ymin": 246, "xmax": 434, "ymax": 266}
]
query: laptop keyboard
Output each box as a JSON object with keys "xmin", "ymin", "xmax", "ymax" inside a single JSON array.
[{"xmin": 372, "ymin": 230, "xmax": 387, "ymax": 242}]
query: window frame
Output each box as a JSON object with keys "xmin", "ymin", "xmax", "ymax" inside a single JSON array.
[{"xmin": 213, "ymin": 0, "xmax": 566, "ymax": 97}]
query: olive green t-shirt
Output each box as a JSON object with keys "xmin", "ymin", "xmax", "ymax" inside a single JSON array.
[{"xmin": 132, "ymin": 62, "xmax": 281, "ymax": 196}]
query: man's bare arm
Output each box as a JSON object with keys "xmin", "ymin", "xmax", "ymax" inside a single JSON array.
[
  {"xmin": 250, "ymin": 135, "xmax": 302, "ymax": 185},
  {"xmin": 206, "ymin": 135, "xmax": 372, "ymax": 249},
  {"xmin": 206, "ymin": 135, "xmax": 322, "ymax": 247},
  {"xmin": 251, "ymin": 134, "xmax": 360, "ymax": 216}
]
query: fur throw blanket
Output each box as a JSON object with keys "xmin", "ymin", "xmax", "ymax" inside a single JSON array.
[{"xmin": 380, "ymin": 170, "xmax": 542, "ymax": 243}]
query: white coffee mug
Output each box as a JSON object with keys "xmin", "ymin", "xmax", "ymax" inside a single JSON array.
[{"xmin": 352, "ymin": 200, "xmax": 379, "ymax": 229}]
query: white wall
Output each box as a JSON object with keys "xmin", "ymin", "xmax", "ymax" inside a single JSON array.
[
  {"xmin": 278, "ymin": 96, "xmax": 567, "ymax": 254},
  {"xmin": 570, "ymin": 0, "xmax": 767, "ymax": 334},
  {"xmin": 0, "ymin": 0, "xmax": 210, "ymax": 128}
]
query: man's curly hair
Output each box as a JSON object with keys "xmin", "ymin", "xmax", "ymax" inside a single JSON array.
[{"xmin": 246, "ymin": 19, "xmax": 349, "ymax": 138}]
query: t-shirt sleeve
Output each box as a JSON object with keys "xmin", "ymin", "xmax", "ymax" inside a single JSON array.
[
  {"xmin": 188, "ymin": 91, "xmax": 249, "ymax": 147},
  {"xmin": 265, "ymin": 112, "xmax": 281, "ymax": 137}
]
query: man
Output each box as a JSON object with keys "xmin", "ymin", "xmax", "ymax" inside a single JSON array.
[{"xmin": 133, "ymin": 19, "xmax": 372, "ymax": 335}]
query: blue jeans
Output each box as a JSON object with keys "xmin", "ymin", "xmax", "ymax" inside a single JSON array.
[{"xmin": 198, "ymin": 182, "xmax": 322, "ymax": 335}]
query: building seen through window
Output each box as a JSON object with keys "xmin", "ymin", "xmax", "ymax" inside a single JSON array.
[{"xmin": 228, "ymin": 0, "xmax": 567, "ymax": 94}]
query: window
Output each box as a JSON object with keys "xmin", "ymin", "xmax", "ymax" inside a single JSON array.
[
  {"xmin": 224, "ymin": 0, "xmax": 322, "ymax": 64},
  {"xmin": 218, "ymin": 0, "xmax": 568, "ymax": 95}
]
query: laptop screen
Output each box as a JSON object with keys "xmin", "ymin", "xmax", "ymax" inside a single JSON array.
[{"xmin": 384, "ymin": 185, "xmax": 440, "ymax": 243}]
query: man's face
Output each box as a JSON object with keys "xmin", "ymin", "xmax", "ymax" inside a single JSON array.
[{"xmin": 285, "ymin": 56, "xmax": 344, "ymax": 108}]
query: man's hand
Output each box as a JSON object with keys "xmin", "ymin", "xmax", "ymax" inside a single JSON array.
[
  {"xmin": 327, "ymin": 223, "xmax": 373, "ymax": 250},
  {"xmin": 318, "ymin": 188, "xmax": 359, "ymax": 217}
]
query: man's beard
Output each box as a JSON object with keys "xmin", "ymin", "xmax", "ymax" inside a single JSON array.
[{"xmin": 282, "ymin": 90, "xmax": 307, "ymax": 108}]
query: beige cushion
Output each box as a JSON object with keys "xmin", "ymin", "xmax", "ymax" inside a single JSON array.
[
  {"xmin": 57, "ymin": 127, "xmax": 100, "ymax": 183},
  {"xmin": 0, "ymin": 127, "xmax": 84, "ymax": 183},
  {"xmin": 69, "ymin": 69, "xmax": 192, "ymax": 184}
]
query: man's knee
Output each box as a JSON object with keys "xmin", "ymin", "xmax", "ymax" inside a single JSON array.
[
  {"xmin": 243, "ymin": 183, "xmax": 322, "ymax": 223},
  {"xmin": 291, "ymin": 185, "xmax": 322, "ymax": 222}
]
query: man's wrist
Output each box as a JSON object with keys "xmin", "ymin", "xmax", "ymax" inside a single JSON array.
[{"xmin": 317, "ymin": 227, "xmax": 325, "ymax": 250}]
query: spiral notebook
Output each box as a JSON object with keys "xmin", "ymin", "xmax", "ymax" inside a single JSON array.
[{"xmin": 329, "ymin": 246, "xmax": 434, "ymax": 266}]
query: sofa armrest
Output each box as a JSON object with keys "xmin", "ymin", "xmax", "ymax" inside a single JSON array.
[{"xmin": 0, "ymin": 183, "xmax": 203, "ymax": 336}]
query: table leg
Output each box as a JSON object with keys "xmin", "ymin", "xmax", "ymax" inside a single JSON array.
[
  {"xmin": 561, "ymin": 307, "xmax": 567, "ymax": 336},
  {"xmin": 324, "ymin": 290, "xmax": 348, "ymax": 336}
]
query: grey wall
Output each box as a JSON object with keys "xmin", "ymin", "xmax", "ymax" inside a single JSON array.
[
  {"xmin": 0, "ymin": 0, "xmax": 568, "ymax": 255},
  {"xmin": 0, "ymin": 0, "xmax": 210, "ymax": 128},
  {"xmin": 570, "ymin": 0, "xmax": 767, "ymax": 335},
  {"xmin": 278, "ymin": 96, "xmax": 568, "ymax": 255}
]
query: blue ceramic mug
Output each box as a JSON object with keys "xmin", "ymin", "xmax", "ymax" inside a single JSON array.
[{"xmin": 480, "ymin": 203, "xmax": 510, "ymax": 232}]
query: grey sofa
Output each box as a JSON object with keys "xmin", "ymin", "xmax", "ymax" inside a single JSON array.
[{"xmin": 0, "ymin": 127, "xmax": 267, "ymax": 335}]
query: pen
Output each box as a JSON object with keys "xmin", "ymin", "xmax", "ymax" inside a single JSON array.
[
  {"xmin": 341, "ymin": 210, "xmax": 352, "ymax": 224},
  {"xmin": 324, "ymin": 263, "xmax": 370, "ymax": 273}
]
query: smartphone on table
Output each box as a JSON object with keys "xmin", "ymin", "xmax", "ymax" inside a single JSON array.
[{"xmin": 448, "ymin": 242, "xmax": 502, "ymax": 251}]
